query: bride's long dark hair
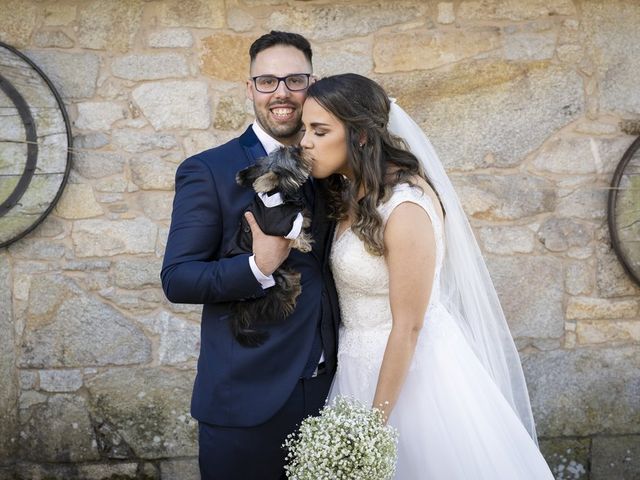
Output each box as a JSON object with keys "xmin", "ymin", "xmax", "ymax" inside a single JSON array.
[{"xmin": 307, "ymin": 73, "xmax": 439, "ymax": 255}]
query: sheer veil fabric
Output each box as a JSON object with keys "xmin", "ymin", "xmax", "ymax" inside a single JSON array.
[{"xmin": 387, "ymin": 101, "xmax": 538, "ymax": 443}]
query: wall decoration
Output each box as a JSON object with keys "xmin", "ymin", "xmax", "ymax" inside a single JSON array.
[
  {"xmin": 0, "ymin": 42, "xmax": 72, "ymax": 248},
  {"xmin": 608, "ymin": 135, "xmax": 640, "ymax": 287}
]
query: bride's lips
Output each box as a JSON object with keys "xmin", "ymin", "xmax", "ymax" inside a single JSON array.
[{"xmin": 269, "ymin": 104, "xmax": 297, "ymax": 122}]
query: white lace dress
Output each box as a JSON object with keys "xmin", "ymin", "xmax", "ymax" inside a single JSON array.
[{"xmin": 329, "ymin": 184, "xmax": 554, "ymax": 479}]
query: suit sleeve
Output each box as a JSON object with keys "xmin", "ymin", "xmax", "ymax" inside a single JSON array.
[{"xmin": 161, "ymin": 155, "xmax": 266, "ymax": 304}]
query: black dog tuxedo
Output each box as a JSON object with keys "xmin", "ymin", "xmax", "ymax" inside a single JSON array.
[{"xmin": 226, "ymin": 146, "xmax": 313, "ymax": 347}]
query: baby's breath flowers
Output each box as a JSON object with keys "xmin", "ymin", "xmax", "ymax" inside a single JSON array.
[{"xmin": 283, "ymin": 396, "xmax": 398, "ymax": 480}]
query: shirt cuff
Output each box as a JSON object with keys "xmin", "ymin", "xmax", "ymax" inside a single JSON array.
[
  {"xmin": 249, "ymin": 255, "xmax": 276, "ymax": 289},
  {"xmin": 285, "ymin": 212, "xmax": 304, "ymax": 240}
]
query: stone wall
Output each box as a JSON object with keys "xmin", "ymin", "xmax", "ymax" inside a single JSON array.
[{"xmin": 0, "ymin": 0, "xmax": 639, "ymax": 479}]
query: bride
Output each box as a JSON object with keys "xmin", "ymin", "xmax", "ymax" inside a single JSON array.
[{"xmin": 299, "ymin": 73, "xmax": 554, "ymax": 479}]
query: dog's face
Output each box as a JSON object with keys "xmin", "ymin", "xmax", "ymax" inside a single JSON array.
[{"xmin": 236, "ymin": 146, "xmax": 312, "ymax": 196}]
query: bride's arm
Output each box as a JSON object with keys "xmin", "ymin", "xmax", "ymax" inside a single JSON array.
[{"xmin": 372, "ymin": 201, "xmax": 437, "ymax": 422}]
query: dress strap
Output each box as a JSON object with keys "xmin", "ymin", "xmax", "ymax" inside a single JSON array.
[{"xmin": 380, "ymin": 184, "xmax": 443, "ymax": 237}]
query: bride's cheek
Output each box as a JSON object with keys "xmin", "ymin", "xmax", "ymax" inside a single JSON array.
[{"xmin": 311, "ymin": 162, "xmax": 324, "ymax": 177}]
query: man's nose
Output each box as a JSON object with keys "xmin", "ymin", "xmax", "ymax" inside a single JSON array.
[{"xmin": 273, "ymin": 79, "xmax": 291, "ymax": 97}]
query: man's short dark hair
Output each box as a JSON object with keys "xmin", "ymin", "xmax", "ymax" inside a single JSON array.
[{"xmin": 249, "ymin": 31, "xmax": 312, "ymax": 66}]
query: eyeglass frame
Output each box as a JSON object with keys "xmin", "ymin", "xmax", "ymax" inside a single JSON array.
[{"xmin": 250, "ymin": 73, "xmax": 313, "ymax": 93}]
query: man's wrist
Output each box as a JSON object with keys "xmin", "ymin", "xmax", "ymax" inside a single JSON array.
[{"xmin": 249, "ymin": 255, "xmax": 275, "ymax": 289}]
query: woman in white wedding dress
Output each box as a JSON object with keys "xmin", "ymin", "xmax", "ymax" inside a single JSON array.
[{"xmin": 300, "ymin": 74, "xmax": 554, "ymax": 479}]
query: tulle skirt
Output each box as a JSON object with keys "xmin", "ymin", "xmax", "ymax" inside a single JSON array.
[{"xmin": 330, "ymin": 305, "xmax": 554, "ymax": 480}]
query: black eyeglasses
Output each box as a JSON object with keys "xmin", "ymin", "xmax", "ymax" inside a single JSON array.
[{"xmin": 251, "ymin": 73, "xmax": 312, "ymax": 93}]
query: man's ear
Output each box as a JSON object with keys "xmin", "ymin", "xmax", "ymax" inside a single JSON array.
[
  {"xmin": 253, "ymin": 171, "xmax": 279, "ymax": 193},
  {"xmin": 246, "ymin": 79, "xmax": 254, "ymax": 102},
  {"xmin": 236, "ymin": 164, "xmax": 261, "ymax": 187},
  {"xmin": 309, "ymin": 74, "xmax": 318, "ymax": 85}
]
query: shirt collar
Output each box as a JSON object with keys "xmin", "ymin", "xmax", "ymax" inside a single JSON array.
[{"xmin": 252, "ymin": 121, "xmax": 283, "ymax": 154}]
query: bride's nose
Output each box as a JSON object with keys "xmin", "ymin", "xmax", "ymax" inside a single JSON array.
[{"xmin": 300, "ymin": 131, "xmax": 312, "ymax": 150}]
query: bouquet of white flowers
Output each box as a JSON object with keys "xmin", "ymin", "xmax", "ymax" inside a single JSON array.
[{"xmin": 283, "ymin": 396, "xmax": 398, "ymax": 480}]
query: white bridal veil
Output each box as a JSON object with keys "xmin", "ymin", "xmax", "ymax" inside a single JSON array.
[{"xmin": 387, "ymin": 101, "xmax": 538, "ymax": 443}]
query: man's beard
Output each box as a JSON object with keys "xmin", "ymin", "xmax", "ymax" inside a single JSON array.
[{"xmin": 254, "ymin": 107, "xmax": 302, "ymax": 143}]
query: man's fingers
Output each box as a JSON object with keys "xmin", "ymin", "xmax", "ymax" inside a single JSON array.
[{"xmin": 244, "ymin": 212, "xmax": 262, "ymax": 236}]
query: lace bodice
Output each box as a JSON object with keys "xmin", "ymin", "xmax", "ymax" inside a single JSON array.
[
  {"xmin": 330, "ymin": 183, "xmax": 446, "ymax": 387},
  {"xmin": 331, "ymin": 183, "xmax": 445, "ymax": 333}
]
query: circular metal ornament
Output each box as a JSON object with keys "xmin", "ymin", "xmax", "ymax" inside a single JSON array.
[
  {"xmin": 0, "ymin": 42, "xmax": 72, "ymax": 248},
  {"xmin": 607, "ymin": 135, "xmax": 640, "ymax": 287}
]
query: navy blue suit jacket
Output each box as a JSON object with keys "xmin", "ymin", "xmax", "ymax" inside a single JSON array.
[{"xmin": 161, "ymin": 126, "xmax": 340, "ymax": 427}]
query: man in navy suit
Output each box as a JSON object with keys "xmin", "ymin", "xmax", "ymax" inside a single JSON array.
[{"xmin": 161, "ymin": 31, "xmax": 339, "ymax": 479}]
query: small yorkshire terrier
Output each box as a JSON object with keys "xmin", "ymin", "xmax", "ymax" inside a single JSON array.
[{"xmin": 226, "ymin": 146, "xmax": 313, "ymax": 347}]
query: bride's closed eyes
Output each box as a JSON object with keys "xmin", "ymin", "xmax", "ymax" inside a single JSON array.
[
  {"xmin": 300, "ymin": 125, "xmax": 329, "ymax": 137},
  {"xmin": 299, "ymin": 124, "xmax": 329, "ymax": 135}
]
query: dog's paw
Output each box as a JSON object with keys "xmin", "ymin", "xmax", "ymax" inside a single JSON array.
[{"xmin": 291, "ymin": 231, "xmax": 313, "ymax": 253}]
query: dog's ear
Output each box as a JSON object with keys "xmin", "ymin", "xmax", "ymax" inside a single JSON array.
[
  {"xmin": 236, "ymin": 165, "xmax": 262, "ymax": 187},
  {"xmin": 253, "ymin": 171, "xmax": 279, "ymax": 193}
]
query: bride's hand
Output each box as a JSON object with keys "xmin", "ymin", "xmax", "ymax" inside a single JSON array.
[{"xmin": 374, "ymin": 400, "xmax": 391, "ymax": 425}]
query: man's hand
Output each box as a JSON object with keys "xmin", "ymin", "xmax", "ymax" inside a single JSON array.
[{"xmin": 245, "ymin": 212, "xmax": 291, "ymax": 276}]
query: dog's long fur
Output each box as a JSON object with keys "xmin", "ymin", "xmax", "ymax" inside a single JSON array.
[{"xmin": 227, "ymin": 146, "xmax": 313, "ymax": 347}]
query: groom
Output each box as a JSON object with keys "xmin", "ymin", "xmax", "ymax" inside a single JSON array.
[{"xmin": 161, "ymin": 31, "xmax": 340, "ymax": 479}]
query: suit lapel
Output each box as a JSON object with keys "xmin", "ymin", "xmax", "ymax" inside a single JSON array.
[{"xmin": 239, "ymin": 125, "xmax": 267, "ymax": 167}]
